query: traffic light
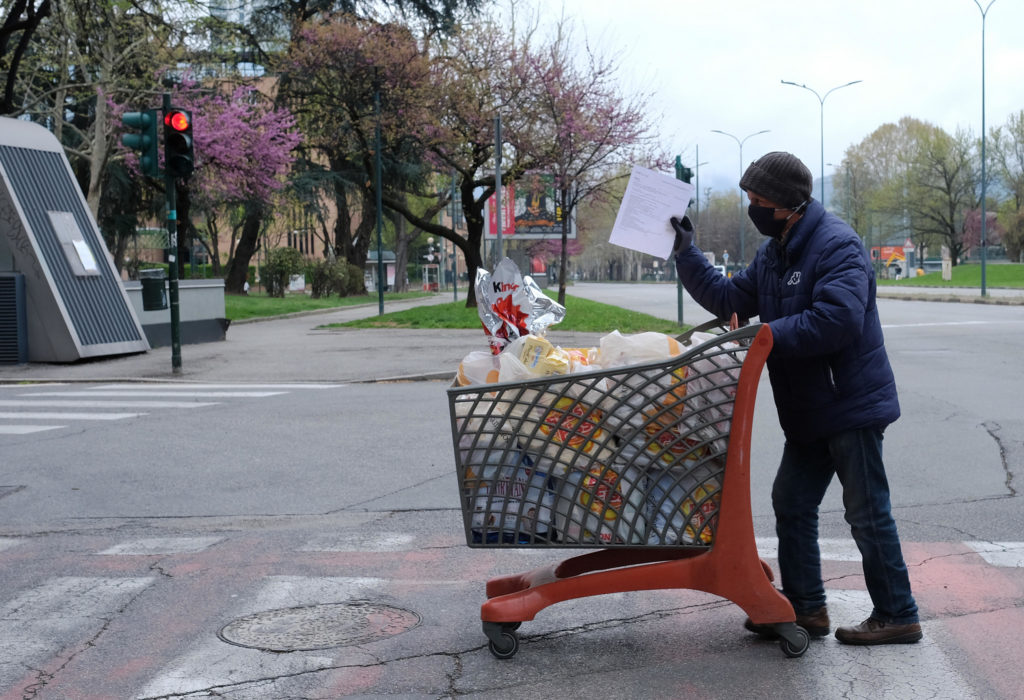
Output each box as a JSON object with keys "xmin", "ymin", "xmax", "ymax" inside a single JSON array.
[
  {"xmin": 673, "ymin": 155, "xmax": 693, "ymax": 184},
  {"xmin": 121, "ymin": 110, "xmax": 159, "ymax": 177},
  {"xmin": 163, "ymin": 108, "xmax": 194, "ymax": 179}
]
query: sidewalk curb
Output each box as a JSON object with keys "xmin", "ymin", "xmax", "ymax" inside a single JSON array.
[
  {"xmin": 228, "ymin": 300, "xmax": 412, "ymax": 325},
  {"xmin": 0, "ymin": 370, "xmax": 458, "ymax": 386},
  {"xmin": 877, "ymin": 290, "xmax": 1024, "ymax": 305}
]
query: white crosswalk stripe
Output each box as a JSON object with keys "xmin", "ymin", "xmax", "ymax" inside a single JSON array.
[
  {"xmin": 757, "ymin": 537, "xmax": 1024, "ymax": 567},
  {"xmin": 755, "ymin": 536, "xmax": 864, "ymax": 562},
  {"xmin": 803, "ymin": 590, "xmax": 982, "ymax": 699},
  {"xmin": 0, "ymin": 399, "xmax": 218, "ymax": 409},
  {"xmin": 0, "ymin": 382, "xmax": 341, "ymax": 436},
  {"xmin": 0, "ymin": 577, "xmax": 155, "ymax": 689},
  {"xmin": 0, "ymin": 411, "xmax": 144, "ymax": 420},
  {"xmin": 0, "ymin": 424, "xmax": 64, "ymax": 434},
  {"xmin": 965, "ymin": 541, "xmax": 1024, "ymax": 567},
  {"xmin": 97, "ymin": 537, "xmax": 225, "ymax": 555},
  {"xmin": 91, "ymin": 383, "xmax": 342, "ymax": 390},
  {"xmin": 25, "ymin": 390, "xmax": 287, "ymax": 398}
]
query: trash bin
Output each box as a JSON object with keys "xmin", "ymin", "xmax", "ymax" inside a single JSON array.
[{"xmin": 138, "ymin": 268, "xmax": 167, "ymax": 311}]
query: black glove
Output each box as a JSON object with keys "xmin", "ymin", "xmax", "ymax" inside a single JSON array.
[{"xmin": 670, "ymin": 215, "xmax": 694, "ymax": 256}]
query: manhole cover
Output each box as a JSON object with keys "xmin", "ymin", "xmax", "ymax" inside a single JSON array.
[{"xmin": 217, "ymin": 601, "xmax": 421, "ymax": 652}]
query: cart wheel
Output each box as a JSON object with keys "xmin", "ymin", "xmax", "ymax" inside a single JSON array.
[
  {"xmin": 488, "ymin": 630, "xmax": 519, "ymax": 659},
  {"xmin": 779, "ymin": 626, "xmax": 810, "ymax": 658},
  {"xmin": 503, "ymin": 621, "xmax": 522, "ymax": 632}
]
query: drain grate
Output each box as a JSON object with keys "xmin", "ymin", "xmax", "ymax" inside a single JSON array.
[{"xmin": 218, "ymin": 601, "xmax": 421, "ymax": 652}]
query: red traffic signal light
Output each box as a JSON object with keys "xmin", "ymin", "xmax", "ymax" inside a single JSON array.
[
  {"xmin": 165, "ymin": 110, "xmax": 190, "ymax": 132},
  {"xmin": 163, "ymin": 108, "xmax": 194, "ymax": 178}
]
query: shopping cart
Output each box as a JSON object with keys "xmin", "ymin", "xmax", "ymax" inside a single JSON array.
[{"xmin": 447, "ymin": 321, "xmax": 809, "ymax": 659}]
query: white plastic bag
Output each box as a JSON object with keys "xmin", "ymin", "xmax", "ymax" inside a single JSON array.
[{"xmin": 456, "ymin": 350, "xmax": 501, "ymax": 386}]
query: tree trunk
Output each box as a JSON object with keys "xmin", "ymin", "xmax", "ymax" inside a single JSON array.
[
  {"xmin": 461, "ymin": 189, "xmax": 489, "ymax": 308},
  {"xmin": 350, "ymin": 187, "xmax": 375, "ymax": 269},
  {"xmin": 331, "ymin": 163, "xmax": 353, "ymax": 261},
  {"xmin": 206, "ymin": 213, "xmax": 222, "ymax": 276},
  {"xmin": 225, "ymin": 202, "xmax": 264, "ymax": 293},
  {"xmin": 85, "ymin": 94, "xmax": 107, "ymax": 217},
  {"xmin": 391, "ymin": 210, "xmax": 409, "ymax": 292},
  {"xmin": 557, "ymin": 188, "xmax": 570, "ymax": 305}
]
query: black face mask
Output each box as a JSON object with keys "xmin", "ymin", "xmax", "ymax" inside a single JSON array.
[{"xmin": 748, "ymin": 202, "xmax": 806, "ymax": 239}]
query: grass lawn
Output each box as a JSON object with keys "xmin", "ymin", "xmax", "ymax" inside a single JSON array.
[
  {"xmin": 881, "ymin": 262, "xmax": 1024, "ymax": 288},
  {"xmin": 224, "ymin": 291, "xmax": 431, "ymax": 321},
  {"xmin": 329, "ymin": 293, "xmax": 687, "ymax": 335},
  {"xmin": 224, "ymin": 262, "xmax": 1024, "ymax": 328}
]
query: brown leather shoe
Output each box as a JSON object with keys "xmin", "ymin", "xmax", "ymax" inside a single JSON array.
[
  {"xmin": 744, "ymin": 606, "xmax": 830, "ymax": 638},
  {"xmin": 835, "ymin": 617, "xmax": 922, "ymax": 645}
]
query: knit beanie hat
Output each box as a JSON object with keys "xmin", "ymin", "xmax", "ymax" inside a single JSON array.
[{"xmin": 739, "ymin": 151, "xmax": 813, "ymax": 208}]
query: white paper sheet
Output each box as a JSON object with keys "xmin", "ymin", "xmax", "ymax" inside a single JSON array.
[{"xmin": 609, "ymin": 166, "xmax": 696, "ymax": 259}]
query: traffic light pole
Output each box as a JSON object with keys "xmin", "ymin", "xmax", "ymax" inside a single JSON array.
[
  {"xmin": 673, "ymin": 155, "xmax": 693, "ymax": 327},
  {"xmin": 163, "ymin": 93, "xmax": 182, "ymax": 373}
]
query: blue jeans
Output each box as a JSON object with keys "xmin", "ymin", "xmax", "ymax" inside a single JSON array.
[{"xmin": 771, "ymin": 427, "xmax": 919, "ymax": 624}]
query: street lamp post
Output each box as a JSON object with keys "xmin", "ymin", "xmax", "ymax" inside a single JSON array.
[
  {"xmin": 780, "ymin": 79, "xmax": 862, "ymax": 210},
  {"xmin": 711, "ymin": 128, "xmax": 770, "ymax": 264},
  {"xmin": 974, "ymin": 0, "xmax": 996, "ymax": 297},
  {"xmin": 694, "ymin": 150, "xmax": 709, "ymax": 228}
]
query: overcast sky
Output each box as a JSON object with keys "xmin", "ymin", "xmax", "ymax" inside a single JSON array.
[{"xmin": 533, "ymin": 0, "xmax": 1024, "ymax": 202}]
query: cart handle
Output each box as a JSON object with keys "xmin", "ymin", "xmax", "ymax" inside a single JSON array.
[{"xmin": 676, "ymin": 313, "xmax": 748, "ymax": 346}]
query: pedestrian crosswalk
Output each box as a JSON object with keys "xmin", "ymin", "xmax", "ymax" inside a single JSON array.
[
  {"xmin": 0, "ymin": 382, "xmax": 342, "ymax": 435},
  {"xmin": 0, "ymin": 531, "xmax": 1019, "ymax": 697}
]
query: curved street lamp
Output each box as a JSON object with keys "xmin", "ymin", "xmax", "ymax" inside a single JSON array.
[
  {"xmin": 711, "ymin": 128, "xmax": 770, "ymax": 264},
  {"xmin": 780, "ymin": 79, "xmax": 862, "ymax": 210},
  {"xmin": 974, "ymin": 0, "xmax": 996, "ymax": 297}
]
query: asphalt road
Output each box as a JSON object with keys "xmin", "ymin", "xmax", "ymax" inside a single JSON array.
[{"xmin": 0, "ymin": 283, "xmax": 1021, "ymax": 699}]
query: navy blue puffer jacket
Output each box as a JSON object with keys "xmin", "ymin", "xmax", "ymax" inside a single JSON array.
[{"xmin": 674, "ymin": 199, "xmax": 899, "ymax": 443}]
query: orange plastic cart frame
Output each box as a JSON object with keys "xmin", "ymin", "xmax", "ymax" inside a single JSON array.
[{"xmin": 477, "ymin": 324, "xmax": 811, "ymax": 657}]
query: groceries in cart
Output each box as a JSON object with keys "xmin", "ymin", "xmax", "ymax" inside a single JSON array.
[
  {"xmin": 553, "ymin": 462, "xmax": 648, "ymax": 545},
  {"xmin": 452, "ymin": 258, "xmax": 746, "ymax": 546}
]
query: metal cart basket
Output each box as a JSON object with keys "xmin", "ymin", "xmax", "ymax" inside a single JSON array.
[{"xmin": 447, "ymin": 322, "xmax": 809, "ymax": 658}]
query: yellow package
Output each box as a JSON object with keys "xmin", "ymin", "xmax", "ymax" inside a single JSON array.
[{"xmin": 517, "ymin": 335, "xmax": 570, "ymax": 376}]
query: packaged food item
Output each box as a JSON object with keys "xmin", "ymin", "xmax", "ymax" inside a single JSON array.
[
  {"xmin": 646, "ymin": 470, "xmax": 722, "ymax": 545},
  {"xmin": 496, "ymin": 335, "xmax": 598, "ymax": 380},
  {"xmin": 563, "ymin": 346, "xmax": 599, "ymax": 371},
  {"xmin": 516, "ymin": 335, "xmax": 570, "ymax": 375},
  {"xmin": 517, "ymin": 395, "xmax": 616, "ymax": 476},
  {"xmin": 459, "ymin": 427, "xmax": 555, "ymax": 544},
  {"xmin": 613, "ymin": 403, "xmax": 724, "ymax": 470},
  {"xmin": 553, "ymin": 462, "xmax": 647, "ymax": 544},
  {"xmin": 475, "ymin": 258, "xmax": 565, "ymax": 354}
]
